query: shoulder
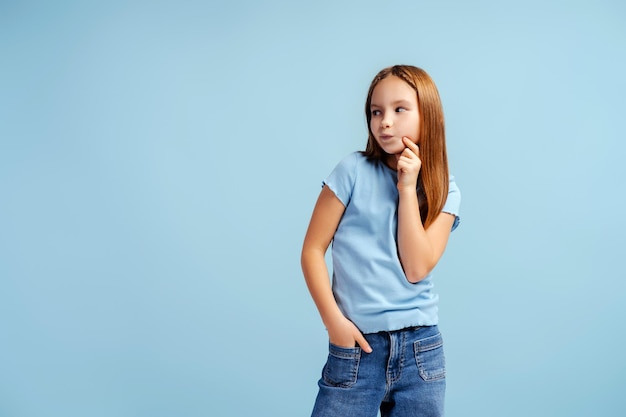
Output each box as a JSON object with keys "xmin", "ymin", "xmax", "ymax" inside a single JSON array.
[
  {"xmin": 349, "ymin": 151, "xmax": 385, "ymax": 172},
  {"xmin": 328, "ymin": 152, "xmax": 374, "ymax": 179},
  {"xmin": 323, "ymin": 152, "xmax": 363, "ymax": 206},
  {"xmin": 324, "ymin": 152, "xmax": 383, "ymax": 206},
  {"xmin": 338, "ymin": 151, "xmax": 367, "ymax": 167}
]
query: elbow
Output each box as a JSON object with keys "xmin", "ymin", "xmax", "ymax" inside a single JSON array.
[
  {"xmin": 301, "ymin": 243, "xmax": 323, "ymax": 271},
  {"xmin": 404, "ymin": 264, "xmax": 434, "ymax": 284},
  {"xmin": 300, "ymin": 246, "xmax": 310, "ymax": 271},
  {"xmin": 400, "ymin": 248, "xmax": 438, "ymax": 283}
]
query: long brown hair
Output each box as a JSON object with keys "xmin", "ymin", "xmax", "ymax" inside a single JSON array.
[{"xmin": 363, "ymin": 65, "xmax": 449, "ymax": 229}]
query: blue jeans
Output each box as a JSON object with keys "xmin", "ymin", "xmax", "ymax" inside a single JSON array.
[{"xmin": 311, "ymin": 325, "xmax": 446, "ymax": 417}]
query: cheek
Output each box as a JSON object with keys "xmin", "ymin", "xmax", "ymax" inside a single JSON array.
[
  {"xmin": 369, "ymin": 121, "xmax": 378, "ymax": 136},
  {"xmin": 410, "ymin": 117, "xmax": 421, "ymax": 140},
  {"xmin": 401, "ymin": 118, "xmax": 419, "ymax": 139}
]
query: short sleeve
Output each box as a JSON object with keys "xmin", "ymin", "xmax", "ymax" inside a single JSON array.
[
  {"xmin": 442, "ymin": 175, "xmax": 461, "ymax": 232},
  {"xmin": 322, "ymin": 152, "xmax": 358, "ymax": 207}
]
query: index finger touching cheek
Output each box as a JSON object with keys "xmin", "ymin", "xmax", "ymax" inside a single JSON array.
[{"xmin": 402, "ymin": 137, "xmax": 419, "ymax": 153}]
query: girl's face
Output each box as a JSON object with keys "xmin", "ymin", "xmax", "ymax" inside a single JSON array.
[{"xmin": 369, "ymin": 75, "xmax": 420, "ymax": 157}]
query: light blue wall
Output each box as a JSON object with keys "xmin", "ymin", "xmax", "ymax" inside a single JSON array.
[{"xmin": 1, "ymin": 1, "xmax": 625, "ymax": 416}]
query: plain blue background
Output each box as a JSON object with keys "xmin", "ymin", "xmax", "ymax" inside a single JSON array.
[{"xmin": 1, "ymin": 1, "xmax": 625, "ymax": 416}]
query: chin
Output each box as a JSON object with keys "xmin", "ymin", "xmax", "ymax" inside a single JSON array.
[{"xmin": 381, "ymin": 145, "xmax": 404, "ymax": 156}]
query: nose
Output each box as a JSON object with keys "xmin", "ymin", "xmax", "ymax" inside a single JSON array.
[{"xmin": 381, "ymin": 116, "xmax": 392, "ymax": 129}]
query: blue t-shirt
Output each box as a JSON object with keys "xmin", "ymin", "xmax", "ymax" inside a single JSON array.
[{"xmin": 323, "ymin": 152, "xmax": 461, "ymax": 334}]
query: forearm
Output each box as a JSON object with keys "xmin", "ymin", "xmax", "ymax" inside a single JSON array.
[
  {"xmin": 397, "ymin": 187, "xmax": 435, "ymax": 283},
  {"xmin": 301, "ymin": 246, "xmax": 372, "ymax": 351},
  {"xmin": 301, "ymin": 248, "xmax": 344, "ymax": 327}
]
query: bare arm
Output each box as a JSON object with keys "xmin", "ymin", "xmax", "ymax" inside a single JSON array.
[
  {"xmin": 396, "ymin": 137, "xmax": 455, "ymax": 283},
  {"xmin": 301, "ymin": 185, "xmax": 372, "ymax": 352}
]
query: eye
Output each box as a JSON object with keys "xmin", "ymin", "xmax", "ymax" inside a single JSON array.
[
  {"xmin": 396, "ymin": 107, "xmax": 407, "ymax": 112},
  {"xmin": 371, "ymin": 109, "xmax": 381, "ymax": 116}
]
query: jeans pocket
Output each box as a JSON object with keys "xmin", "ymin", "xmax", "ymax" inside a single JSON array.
[
  {"xmin": 413, "ymin": 333, "xmax": 446, "ymax": 381},
  {"xmin": 322, "ymin": 343, "xmax": 361, "ymax": 388}
]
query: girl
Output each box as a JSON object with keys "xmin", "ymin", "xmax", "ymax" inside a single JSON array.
[{"xmin": 301, "ymin": 65, "xmax": 461, "ymax": 417}]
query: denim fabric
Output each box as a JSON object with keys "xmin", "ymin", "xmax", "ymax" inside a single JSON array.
[{"xmin": 311, "ymin": 326, "xmax": 446, "ymax": 417}]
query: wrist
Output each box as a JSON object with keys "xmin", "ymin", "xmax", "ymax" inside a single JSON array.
[
  {"xmin": 397, "ymin": 183, "xmax": 418, "ymax": 195},
  {"xmin": 321, "ymin": 307, "xmax": 345, "ymax": 328}
]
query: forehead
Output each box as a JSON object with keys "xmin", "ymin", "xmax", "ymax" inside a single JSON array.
[{"xmin": 371, "ymin": 76, "xmax": 417, "ymax": 104}]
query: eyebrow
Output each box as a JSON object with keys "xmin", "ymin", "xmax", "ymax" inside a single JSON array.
[{"xmin": 370, "ymin": 99, "xmax": 413, "ymax": 108}]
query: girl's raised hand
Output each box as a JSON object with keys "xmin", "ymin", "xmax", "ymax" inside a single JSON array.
[{"xmin": 396, "ymin": 136, "xmax": 422, "ymax": 189}]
